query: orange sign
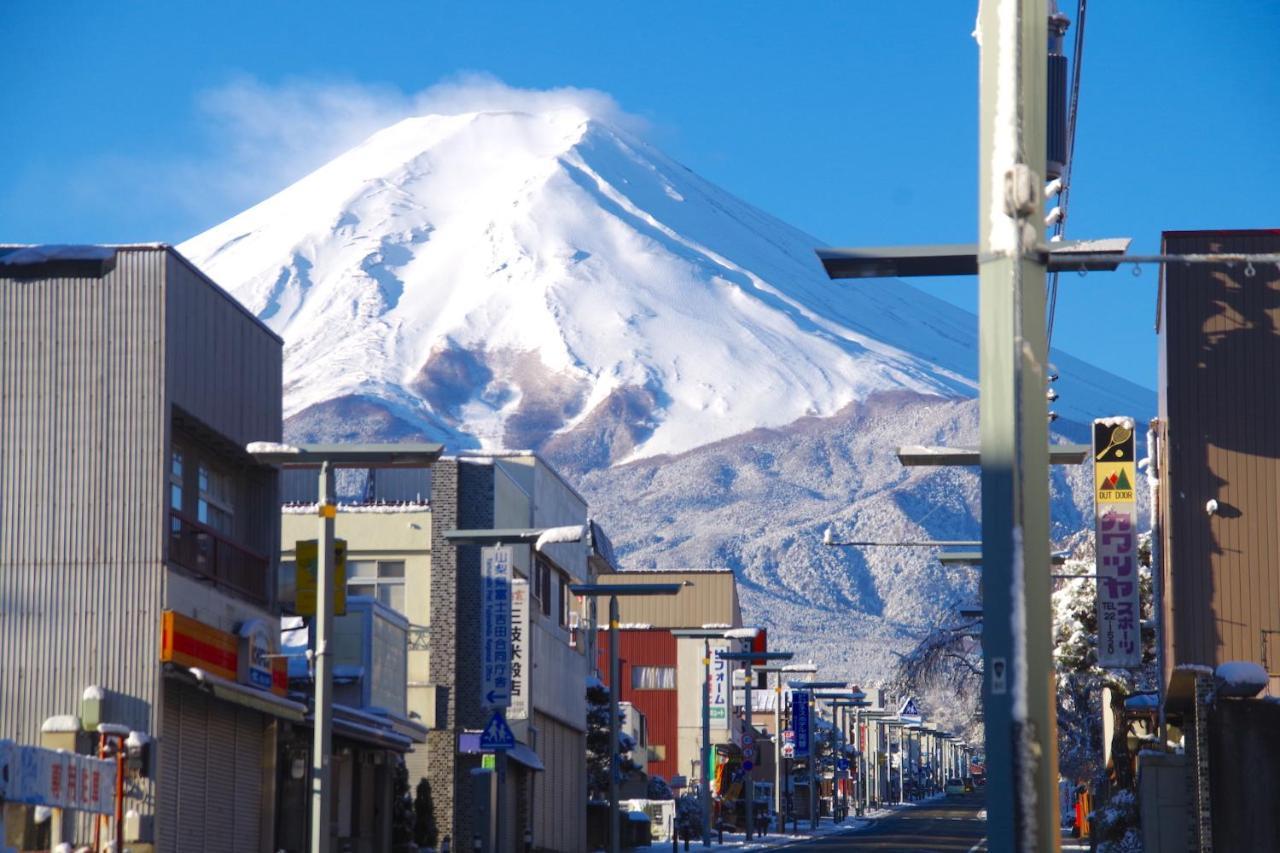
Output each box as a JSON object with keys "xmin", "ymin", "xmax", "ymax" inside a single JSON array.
[{"xmin": 161, "ymin": 610, "xmax": 288, "ymax": 695}]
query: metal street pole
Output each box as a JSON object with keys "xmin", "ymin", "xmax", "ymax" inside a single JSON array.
[
  {"xmin": 774, "ymin": 671, "xmax": 782, "ymax": 834},
  {"xmin": 977, "ymin": 0, "xmax": 1060, "ymax": 847},
  {"xmin": 853, "ymin": 706, "xmax": 862, "ymax": 816},
  {"xmin": 311, "ymin": 461, "xmax": 335, "ymax": 853},
  {"xmin": 702, "ymin": 640, "xmax": 712, "ymax": 848},
  {"xmin": 808, "ymin": 689, "xmax": 817, "ymax": 830},
  {"xmin": 608, "ymin": 596, "xmax": 621, "ymax": 853},
  {"xmin": 897, "ymin": 727, "xmax": 904, "ymax": 804},
  {"xmin": 744, "ymin": 662, "xmax": 754, "ymax": 840}
]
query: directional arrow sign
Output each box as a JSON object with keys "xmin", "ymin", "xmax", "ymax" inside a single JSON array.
[{"xmin": 479, "ymin": 710, "xmax": 516, "ymax": 751}]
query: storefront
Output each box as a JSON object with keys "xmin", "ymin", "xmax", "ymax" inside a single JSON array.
[{"xmin": 157, "ymin": 610, "xmax": 303, "ymax": 852}]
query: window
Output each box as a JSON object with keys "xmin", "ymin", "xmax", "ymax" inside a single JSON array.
[
  {"xmin": 557, "ymin": 572, "xmax": 571, "ymax": 628},
  {"xmin": 169, "ymin": 449, "xmax": 185, "ymax": 533},
  {"xmin": 347, "ymin": 559, "xmax": 406, "ymax": 614},
  {"xmin": 197, "ymin": 462, "xmax": 234, "ymax": 534},
  {"xmin": 533, "ymin": 557, "xmax": 552, "ymax": 617},
  {"xmin": 631, "ymin": 666, "xmax": 677, "ymax": 690},
  {"xmin": 649, "ymin": 745, "xmax": 667, "ymax": 761}
]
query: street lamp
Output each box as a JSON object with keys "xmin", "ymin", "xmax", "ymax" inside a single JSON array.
[
  {"xmin": 671, "ymin": 626, "xmax": 740, "ymax": 848},
  {"xmin": 787, "ymin": 680, "xmax": 846, "ymax": 829},
  {"xmin": 572, "ymin": 582, "xmax": 684, "ymax": 853},
  {"xmin": 246, "ymin": 441, "xmax": 443, "ymax": 853},
  {"xmin": 716, "ymin": 649, "xmax": 793, "ymax": 839},
  {"xmin": 443, "ymin": 525, "xmax": 588, "ymax": 851},
  {"xmin": 758, "ymin": 662, "xmax": 815, "ymax": 834}
]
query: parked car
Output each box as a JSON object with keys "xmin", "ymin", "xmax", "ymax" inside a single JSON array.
[{"xmin": 945, "ymin": 778, "xmax": 966, "ymax": 795}]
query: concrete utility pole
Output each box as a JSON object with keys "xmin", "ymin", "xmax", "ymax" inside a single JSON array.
[
  {"xmin": 312, "ymin": 461, "xmax": 335, "ymax": 853},
  {"xmin": 977, "ymin": 0, "xmax": 1061, "ymax": 848}
]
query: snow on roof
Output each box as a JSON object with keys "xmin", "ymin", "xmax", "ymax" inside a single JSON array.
[
  {"xmin": 1175, "ymin": 664, "xmax": 1215, "ymax": 676},
  {"xmin": 701, "ymin": 623, "xmax": 732, "ymax": 629},
  {"xmin": 125, "ymin": 731, "xmax": 152, "ymax": 749},
  {"xmin": 1215, "ymin": 661, "xmax": 1269, "ymax": 697},
  {"xmin": 535, "ymin": 524, "xmax": 585, "ymax": 552},
  {"xmin": 41, "ymin": 715, "xmax": 81, "ymax": 733},
  {"xmin": 597, "ymin": 623, "xmax": 654, "ymax": 630},
  {"xmin": 0, "ymin": 245, "xmax": 116, "ymax": 265},
  {"xmin": 247, "ymin": 441, "xmax": 301, "ymax": 455},
  {"xmin": 82, "ymin": 685, "xmax": 105, "ymax": 701},
  {"xmin": 723, "ymin": 628, "xmax": 760, "ymax": 639},
  {"xmin": 97, "ymin": 722, "xmax": 130, "ymax": 736},
  {"xmin": 282, "ymin": 501, "xmax": 429, "ymax": 514}
]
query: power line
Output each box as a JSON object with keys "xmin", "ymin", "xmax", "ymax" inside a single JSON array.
[{"xmin": 1046, "ymin": 0, "xmax": 1089, "ymax": 351}]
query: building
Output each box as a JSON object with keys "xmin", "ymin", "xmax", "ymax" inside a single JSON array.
[
  {"xmin": 593, "ymin": 571, "xmax": 748, "ymax": 792},
  {"xmin": 279, "ymin": 452, "xmax": 603, "ymax": 851},
  {"xmin": 276, "ymin": 597, "xmax": 427, "ymax": 852},
  {"xmin": 1151, "ymin": 228, "xmax": 1280, "ymax": 849},
  {"xmin": 0, "ymin": 244, "xmax": 289, "ymax": 850},
  {"xmin": 1155, "ymin": 228, "xmax": 1280, "ymax": 696}
]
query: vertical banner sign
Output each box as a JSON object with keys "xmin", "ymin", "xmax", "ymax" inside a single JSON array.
[
  {"xmin": 792, "ymin": 691, "xmax": 811, "ymax": 758},
  {"xmin": 1093, "ymin": 418, "xmax": 1141, "ymax": 667},
  {"xmin": 509, "ymin": 578, "xmax": 530, "ymax": 720},
  {"xmin": 295, "ymin": 539, "xmax": 348, "ymax": 616},
  {"xmin": 481, "ymin": 546, "xmax": 513, "ymax": 709},
  {"xmin": 709, "ymin": 642, "xmax": 729, "ymax": 729}
]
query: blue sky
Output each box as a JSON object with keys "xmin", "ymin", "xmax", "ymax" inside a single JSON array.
[{"xmin": 4, "ymin": 1, "xmax": 1277, "ymax": 390}]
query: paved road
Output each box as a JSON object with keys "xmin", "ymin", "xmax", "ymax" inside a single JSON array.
[{"xmin": 776, "ymin": 793, "xmax": 987, "ymax": 852}]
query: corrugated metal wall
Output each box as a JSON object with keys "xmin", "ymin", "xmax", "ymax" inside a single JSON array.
[
  {"xmin": 598, "ymin": 630, "xmax": 680, "ymax": 780},
  {"xmin": 1159, "ymin": 229, "xmax": 1280, "ymax": 682},
  {"xmin": 165, "ymin": 251, "xmax": 282, "ymax": 559},
  {"xmin": 1, "ymin": 248, "xmax": 167, "ymax": 741},
  {"xmin": 606, "ymin": 571, "xmax": 742, "ymax": 628}
]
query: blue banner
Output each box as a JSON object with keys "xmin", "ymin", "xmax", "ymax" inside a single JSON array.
[{"xmin": 792, "ymin": 692, "xmax": 810, "ymax": 758}]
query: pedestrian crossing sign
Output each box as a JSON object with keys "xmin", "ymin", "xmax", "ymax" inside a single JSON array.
[
  {"xmin": 479, "ymin": 710, "xmax": 516, "ymax": 751},
  {"xmin": 898, "ymin": 696, "xmax": 922, "ymax": 723}
]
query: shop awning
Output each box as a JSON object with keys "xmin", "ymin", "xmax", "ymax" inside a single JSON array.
[
  {"xmin": 331, "ymin": 717, "xmax": 415, "ymax": 752},
  {"xmin": 506, "ymin": 743, "xmax": 545, "ymax": 771},
  {"xmin": 458, "ymin": 731, "xmax": 545, "ymax": 771},
  {"xmin": 179, "ymin": 666, "xmax": 308, "ymax": 721}
]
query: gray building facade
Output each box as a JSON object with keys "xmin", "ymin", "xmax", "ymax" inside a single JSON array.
[{"xmin": 1, "ymin": 245, "xmax": 285, "ymax": 850}]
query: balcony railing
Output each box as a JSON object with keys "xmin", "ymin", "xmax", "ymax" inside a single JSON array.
[{"xmin": 169, "ymin": 509, "xmax": 270, "ymax": 605}]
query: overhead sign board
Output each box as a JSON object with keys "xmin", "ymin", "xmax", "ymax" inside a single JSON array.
[
  {"xmin": 1093, "ymin": 418, "xmax": 1141, "ymax": 668},
  {"xmin": 481, "ymin": 546, "xmax": 514, "ymax": 709},
  {"xmin": 295, "ymin": 539, "xmax": 348, "ymax": 617}
]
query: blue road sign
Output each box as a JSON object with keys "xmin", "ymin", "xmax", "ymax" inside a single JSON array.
[
  {"xmin": 898, "ymin": 696, "xmax": 922, "ymax": 723},
  {"xmin": 479, "ymin": 710, "xmax": 516, "ymax": 751}
]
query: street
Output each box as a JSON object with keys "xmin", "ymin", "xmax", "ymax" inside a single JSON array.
[{"xmin": 772, "ymin": 793, "xmax": 987, "ymax": 852}]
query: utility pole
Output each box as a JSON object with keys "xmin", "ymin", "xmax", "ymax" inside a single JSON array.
[
  {"xmin": 312, "ymin": 461, "xmax": 335, "ymax": 853},
  {"xmin": 977, "ymin": 0, "xmax": 1061, "ymax": 848}
]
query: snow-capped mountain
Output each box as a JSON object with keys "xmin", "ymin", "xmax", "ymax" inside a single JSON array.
[
  {"xmin": 181, "ymin": 104, "xmax": 1155, "ymax": 682},
  {"xmin": 181, "ymin": 107, "xmax": 1148, "ymax": 470}
]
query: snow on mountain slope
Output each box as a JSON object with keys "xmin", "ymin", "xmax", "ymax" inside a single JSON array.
[{"xmin": 180, "ymin": 106, "xmax": 1151, "ymax": 466}]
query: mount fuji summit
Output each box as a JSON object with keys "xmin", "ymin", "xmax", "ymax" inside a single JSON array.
[
  {"xmin": 182, "ymin": 104, "xmax": 1154, "ymax": 678},
  {"xmin": 181, "ymin": 106, "xmax": 1144, "ymax": 468}
]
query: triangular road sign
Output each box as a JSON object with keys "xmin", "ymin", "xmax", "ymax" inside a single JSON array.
[
  {"xmin": 898, "ymin": 696, "xmax": 922, "ymax": 721},
  {"xmin": 479, "ymin": 710, "xmax": 516, "ymax": 751}
]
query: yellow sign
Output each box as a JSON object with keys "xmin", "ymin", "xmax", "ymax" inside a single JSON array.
[
  {"xmin": 1096, "ymin": 462, "xmax": 1136, "ymax": 503},
  {"xmin": 295, "ymin": 539, "xmax": 347, "ymax": 616}
]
